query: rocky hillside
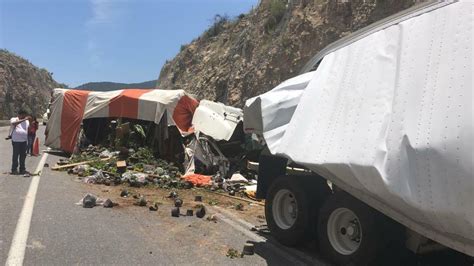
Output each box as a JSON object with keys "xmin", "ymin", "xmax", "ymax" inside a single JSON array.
[
  {"xmin": 158, "ymin": 0, "xmax": 425, "ymax": 107},
  {"xmin": 0, "ymin": 49, "xmax": 60, "ymax": 119}
]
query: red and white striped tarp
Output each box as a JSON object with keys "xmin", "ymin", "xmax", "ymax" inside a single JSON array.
[{"xmin": 45, "ymin": 88, "xmax": 199, "ymax": 153}]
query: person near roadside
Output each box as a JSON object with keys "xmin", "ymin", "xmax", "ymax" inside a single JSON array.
[
  {"xmin": 26, "ymin": 116, "xmax": 39, "ymax": 156},
  {"xmin": 9, "ymin": 110, "xmax": 31, "ymax": 175}
]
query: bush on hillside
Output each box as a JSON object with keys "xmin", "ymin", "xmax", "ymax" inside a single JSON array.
[
  {"xmin": 204, "ymin": 14, "xmax": 229, "ymax": 40},
  {"xmin": 265, "ymin": 0, "xmax": 287, "ymax": 33}
]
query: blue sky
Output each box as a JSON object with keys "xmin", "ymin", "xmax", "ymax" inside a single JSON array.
[{"xmin": 0, "ymin": 0, "xmax": 258, "ymax": 87}]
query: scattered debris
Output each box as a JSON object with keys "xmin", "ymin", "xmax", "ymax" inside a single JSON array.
[
  {"xmin": 44, "ymin": 163, "xmax": 49, "ymax": 168},
  {"xmin": 116, "ymin": 160, "xmax": 127, "ymax": 170},
  {"xmin": 103, "ymin": 199, "xmax": 114, "ymax": 208},
  {"xmin": 171, "ymin": 207, "xmax": 180, "ymax": 217},
  {"xmin": 120, "ymin": 189, "xmax": 129, "ymax": 197},
  {"xmin": 135, "ymin": 196, "xmax": 147, "ymax": 207},
  {"xmin": 208, "ymin": 199, "xmax": 219, "ymax": 206},
  {"xmin": 99, "ymin": 149, "xmax": 114, "ymax": 158},
  {"xmin": 72, "ymin": 165, "xmax": 91, "ymax": 177},
  {"xmin": 226, "ymin": 248, "xmax": 241, "ymax": 259},
  {"xmin": 186, "ymin": 209, "xmax": 194, "ymax": 216},
  {"xmin": 194, "ymin": 195, "xmax": 203, "ymax": 202},
  {"xmin": 82, "ymin": 194, "xmax": 97, "ymax": 208},
  {"xmin": 228, "ymin": 173, "xmax": 248, "ymax": 183},
  {"xmin": 196, "ymin": 205, "xmax": 206, "ymax": 218},
  {"xmin": 168, "ymin": 191, "xmax": 178, "ymax": 199},
  {"xmin": 235, "ymin": 203, "xmax": 244, "ymax": 211},
  {"xmin": 206, "ymin": 214, "xmax": 217, "ymax": 223},
  {"xmin": 242, "ymin": 242, "xmax": 255, "ymax": 255},
  {"xmin": 122, "ymin": 171, "xmax": 148, "ymax": 187},
  {"xmin": 149, "ymin": 202, "xmax": 159, "ymax": 211},
  {"xmin": 174, "ymin": 198, "xmax": 183, "ymax": 208}
]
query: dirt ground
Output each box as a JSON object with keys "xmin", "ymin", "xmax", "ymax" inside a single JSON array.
[{"xmin": 77, "ymin": 178, "xmax": 267, "ymax": 227}]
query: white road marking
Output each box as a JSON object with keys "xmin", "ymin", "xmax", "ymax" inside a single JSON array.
[{"xmin": 5, "ymin": 149, "xmax": 49, "ymax": 266}]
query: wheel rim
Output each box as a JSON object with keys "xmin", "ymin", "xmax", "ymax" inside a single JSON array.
[
  {"xmin": 327, "ymin": 207, "xmax": 362, "ymax": 255},
  {"xmin": 272, "ymin": 189, "xmax": 298, "ymax": 229}
]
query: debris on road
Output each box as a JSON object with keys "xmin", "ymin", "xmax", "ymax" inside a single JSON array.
[
  {"xmin": 103, "ymin": 199, "xmax": 114, "ymax": 208},
  {"xmin": 195, "ymin": 205, "xmax": 206, "ymax": 218},
  {"xmin": 168, "ymin": 191, "xmax": 178, "ymax": 199},
  {"xmin": 242, "ymin": 242, "xmax": 255, "ymax": 256},
  {"xmin": 135, "ymin": 196, "xmax": 147, "ymax": 207},
  {"xmin": 206, "ymin": 214, "xmax": 217, "ymax": 223},
  {"xmin": 149, "ymin": 202, "xmax": 159, "ymax": 211},
  {"xmin": 174, "ymin": 198, "xmax": 183, "ymax": 208},
  {"xmin": 120, "ymin": 189, "xmax": 129, "ymax": 197},
  {"xmin": 226, "ymin": 248, "xmax": 241, "ymax": 259},
  {"xmin": 208, "ymin": 199, "xmax": 219, "ymax": 206},
  {"xmin": 194, "ymin": 195, "xmax": 202, "ymax": 202},
  {"xmin": 235, "ymin": 203, "xmax": 244, "ymax": 211},
  {"xmin": 171, "ymin": 207, "xmax": 180, "ymax": 217},
  {"xmin": 80, "ymin": 193, "xmax": 97, "ymax": 208}
]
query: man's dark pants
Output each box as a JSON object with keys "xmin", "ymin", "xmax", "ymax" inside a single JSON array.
[{"xmin": 12, "ymin": 141, "xmax": 27, "ymax": 173}]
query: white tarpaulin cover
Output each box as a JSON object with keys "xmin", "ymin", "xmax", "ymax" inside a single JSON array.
[
  {"xmin": 243, "ymin": 71, "xmax": 315, "ymax": 152},
  {"xmin": 45, "ymin": 88, "xmax": 198, "ymax": 153},
  {"xmin": 247, "ymin": 2, "xmax": 473, "ymax": 255}
]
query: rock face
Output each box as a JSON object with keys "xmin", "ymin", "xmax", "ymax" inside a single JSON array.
[
  {"xmin": 157, "ymin": 0, "xmax": 424, "ymax": 107},
  {"xmin": 0, "ymin": 49, "xmax": 60, "ymax": 119}
]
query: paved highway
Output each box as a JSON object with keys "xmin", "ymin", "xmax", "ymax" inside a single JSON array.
[
  {"xmin": 0, "ymin": 126, "xmax": 325, "ymax": 265},
  {"xmin": 1, "ymin": 125, "xmax": 469, "ymax": 266}
]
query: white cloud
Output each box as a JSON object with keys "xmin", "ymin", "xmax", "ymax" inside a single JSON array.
[
  {"xmin": 87, "ymin": 0, "xmax": 116, "ymax": 26},
  {"xmin": 85, "ymin": 0, "xmax": 125, "ymax": 67}
]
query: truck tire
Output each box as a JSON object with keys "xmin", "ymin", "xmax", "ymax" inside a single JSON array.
[
  {"xmin": 265, "ymin": 176, "xmax": 312, "ymax": 246},
  {"xmin": 317, "ymin": 192, "xmax": 381, "ymax": 266}
]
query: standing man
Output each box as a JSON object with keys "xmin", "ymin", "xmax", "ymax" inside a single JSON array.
[{"xmin": 10, "ymin": 110, "xmax": 30, "ymax": 175}]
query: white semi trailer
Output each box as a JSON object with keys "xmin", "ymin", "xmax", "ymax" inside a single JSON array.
[{"xmin": 244, "ymin": 1, "xmax": 473, "ymax": 265}]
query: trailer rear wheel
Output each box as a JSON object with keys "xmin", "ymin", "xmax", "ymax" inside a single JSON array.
[
  {"xmin": 318, "ymin": 193, "xmax": 381, "ymax": 265},
  {"xmin": 265, "ymin": 176, "xmax": 311, "ymax": 246}
]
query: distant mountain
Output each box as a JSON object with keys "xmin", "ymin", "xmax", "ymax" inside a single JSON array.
[
  {"xmin": 0, "ymin": 49, "xmax": 60, "ymax": 119},
  {"xmin": 76, "ymin": 80, "xmax": 157, "ymax": 91}
]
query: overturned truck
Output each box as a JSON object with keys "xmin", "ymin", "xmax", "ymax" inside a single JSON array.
[
  {"xmin": 245, "ymin": 2, "xmax": 473, "ymax": 265},
  {"xmin": 45, "ymin": 88, "xmax": 198, "ymax": 158},
  {"xmin": 44, "ymin": 88, "xmax": 252, "ymax": 181}
]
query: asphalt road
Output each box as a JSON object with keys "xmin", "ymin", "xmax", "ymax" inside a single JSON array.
[
  {"xmin": 0, "ymin": 126, "xmax": 326, "ymax": 265},
  {"xmin": 0, "ymin": 126, "xmax": 470, "ymax": 266}
]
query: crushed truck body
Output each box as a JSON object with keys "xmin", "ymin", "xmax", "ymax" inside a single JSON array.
[{"xmin": 244, "ymin": 1, "xmax": 473, "ymax": 264}]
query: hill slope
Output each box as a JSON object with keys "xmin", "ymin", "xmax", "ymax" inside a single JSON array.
[
  {"xmin": 76, "ymin": 80, "xmax": 157, "ymax": 91},
  {"xmin": 0, "ymin": 49, "xmax": 59, "ymax": 119},
  {"xmin": 158, "ymin": 0, "xmax": 424, "ymax": 107}
]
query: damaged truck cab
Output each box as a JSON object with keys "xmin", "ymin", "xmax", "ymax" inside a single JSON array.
[{"xmin": 244, "ymin": 2, "xmax": 473, "ymax": 265}]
